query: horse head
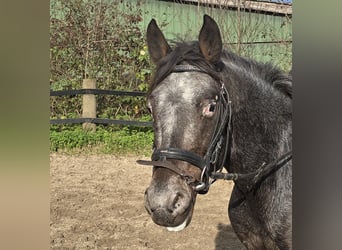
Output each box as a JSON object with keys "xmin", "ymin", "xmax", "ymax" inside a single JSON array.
[{"xmin": 142, "ymin": 15, "xmax": 228, "ymax": 231}]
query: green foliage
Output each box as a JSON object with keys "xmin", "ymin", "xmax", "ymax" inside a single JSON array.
[
  {"xmin": 50, "ymin": 125, "xmax": 154, "ymax": 155},
  {"xmin": 50, "ymin": 0, "xmax": 153, "ymax": 120}
]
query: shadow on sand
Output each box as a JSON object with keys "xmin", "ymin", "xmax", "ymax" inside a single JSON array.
[{"xmin": 215, "ymin": 223, "xmax": 244, "ymax": 250}]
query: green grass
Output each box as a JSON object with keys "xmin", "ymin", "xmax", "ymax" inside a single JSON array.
[{"xmin": 50, "ymin": 125, "xmax": 154, "ymax": 155}]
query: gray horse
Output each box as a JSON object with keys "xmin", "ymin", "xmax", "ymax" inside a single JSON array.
[{"xmin": 139, "ymin": 15, "xmax": 292, "ymax": 249}]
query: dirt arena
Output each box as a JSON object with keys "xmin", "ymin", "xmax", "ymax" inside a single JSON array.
[{"xmin": 50, "ymin": 153, "xmax": 244, "ymax": 249}]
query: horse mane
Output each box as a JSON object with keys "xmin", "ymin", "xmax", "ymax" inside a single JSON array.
[
  {"xmin": 150, "ymin": 41, "xmax": 292, "ymax": 99},
  {"xmin": 222, "ymin": 49, "xmax": 292, "ymax": 98}
]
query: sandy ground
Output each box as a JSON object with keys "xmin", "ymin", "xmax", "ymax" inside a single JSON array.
[{"xmin": 50, "ymin": 153, "xmax": 244, "ymax": 250}]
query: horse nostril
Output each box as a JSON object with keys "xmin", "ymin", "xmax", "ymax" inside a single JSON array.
[{"xmin": 170, "ymin": 192, "xmax": 183, "ymax": 212}]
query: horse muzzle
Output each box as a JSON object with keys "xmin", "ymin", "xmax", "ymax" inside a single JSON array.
[{"xmin": 144, "ymin": 168, "xmax": 196, "ymax": 231}]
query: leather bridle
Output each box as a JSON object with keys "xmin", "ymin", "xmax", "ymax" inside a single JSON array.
[{"xmin": 137, "ymin": 64, "xmax": 292, "ymax": 195}]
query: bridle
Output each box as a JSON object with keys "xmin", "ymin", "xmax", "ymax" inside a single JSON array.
[{"xmin": 137, "ymin": 64, "xmax": 292, "ymax": 194}]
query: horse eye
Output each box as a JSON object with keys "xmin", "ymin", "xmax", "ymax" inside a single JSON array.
[
  {"xmin": 202, "ymin": 101, "xmax": 217, "ymax": 118},
  {"xmin": 209, "ymin": 102, "xmax": 216, "ymax": 112}
]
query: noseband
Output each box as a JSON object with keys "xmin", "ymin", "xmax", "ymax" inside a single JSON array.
[
  {"xmin": 138, "ymin": 64, "xmax": 232, "ymax": 194},
  {"xmin": 137, "ymin": 64, "xmax": 292, "ymax": 194}
]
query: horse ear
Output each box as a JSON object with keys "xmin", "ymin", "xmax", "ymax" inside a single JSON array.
[
  {"xmin": 198, "ymin": 15, "xmax": 222, "ymax": 64},
  {"xmin": 147, "ymin": 19, "xmax": 172, "ymax": 64}
]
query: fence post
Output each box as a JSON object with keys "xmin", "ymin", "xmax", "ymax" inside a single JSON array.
[{"xmin": 82, "ymin": 78, "xmax": 96, "ymax": 131}]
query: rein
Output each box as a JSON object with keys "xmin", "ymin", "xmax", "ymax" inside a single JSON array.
[
  {"xmin": 137, "ymin": 64, "xmax": 292, "ymax": 194},
  {"xmin": 211, "ymin": 151, "xmax": 292, "ymax": 193}
]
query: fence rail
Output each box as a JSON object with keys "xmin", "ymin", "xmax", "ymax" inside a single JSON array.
[
  {"xmin": 50, "ymin": 79, "xmax": 152, "ymax": 128},
  {"xmin": 50, "ymin": 89, "xmax": 147, "ymax": 97},
  {"xmin": 50, "ymin": 118, "xmax": 153, "ymax": 127}
]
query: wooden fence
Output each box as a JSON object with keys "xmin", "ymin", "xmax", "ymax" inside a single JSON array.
[{"xmin": 50, "ymin": 79, "xmax": 153, "ymax": 130}]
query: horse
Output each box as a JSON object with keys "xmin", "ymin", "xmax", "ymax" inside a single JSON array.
[{"xmin": 137, "ymin": 15, "xmax": 292, "ymax": 249}]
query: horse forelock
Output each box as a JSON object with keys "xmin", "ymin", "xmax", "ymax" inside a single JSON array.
[{"xmin": 148, "ymin": 41, "xmax": 220, "ymax": 95}]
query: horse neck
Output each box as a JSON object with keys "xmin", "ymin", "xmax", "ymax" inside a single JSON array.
[{"xmin": 223, "ymin": 66, "xmax": 292, "ymax": 174}]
